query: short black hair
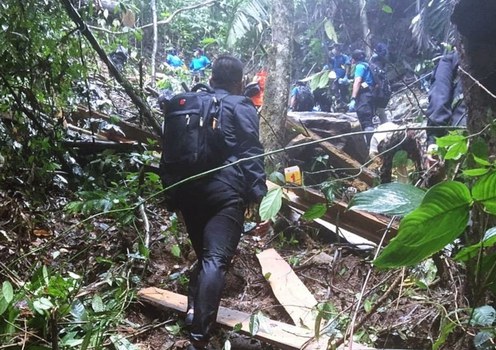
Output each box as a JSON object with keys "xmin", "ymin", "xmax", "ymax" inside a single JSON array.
[
  {"xmin": 352, "ymin": 49, "xmax": 366, "ymax": 61},
  {"xmin": 211, "ymin": 55, "xmax": 244, "ymax": 89}
]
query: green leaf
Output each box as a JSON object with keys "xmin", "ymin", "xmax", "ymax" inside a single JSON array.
[
  {"xmin": 110, "ymin": 335, "xmax": 140, "ymax": 350},
  {"xmin": 474, "ymin": 331, "xmax": 493, "ymax": 349},
  {"xmin": 268, "ymin": 171, "xmax": 285, "ymax": 185},
  {"xmin": 171, "ymin": 244, "xmax": 181, "ymax": 258},
  {"xmin": 382, "ymin": 5, "xmax": 393, "ymax": 14},
  {"xmin": 323, "ymin": 19, "xmax": 337, "ymax": 42},
  {"xmin": 436, "ymin": 134, "xmax": 466, "ymax": 147},
  {"xmin": 2, "ymin": 281, "xmax": 14, "ymax": 303},
  {"xmin": 259, "ymin": 187, "xmax": 283, "ymax": 221},
  {"xmin": 233, "ymin": 322, "xmax": 243, "ymax": 332},
  {"xmin": 472, "ymin": 172, "xmax": 496, "ymax": 215},
  {"xmin": 33, "ymin": 297, "xmax": 54, "ymax": 314},
  {"xmin": 249, "ymin": 311, "xmax": 261, "ymax": 336},
  {"xmin": 470, "ymin": 305, "xmax": 496, "ymax": 326},
  {"xmin": 348, "ymin": 183, "xmax": 425, "ymax": 216},
  {"xmin": 444, "ymin": 139, "xmax": 468, "ymax": 160},
  {"xmin": 374, "ymin": 181, "xmax": 471, "ymax": 268},
  {"xmin": 0, "ymin": 297, "xmax": 8, "ymax": 316},
  {"xmin": 92, "ymin": 294, "xmax": 104, "ymax": 312},
  {"xmin": 462, "ymin": 168, "xmax": 490, "ymax": 177},
  {"xmin": 301, "ymin": 203, "xmax": 327, "ymax": 221},
  {"xmin": 455, "ymin": 227, "xmax": 496, "ymax": 261}
]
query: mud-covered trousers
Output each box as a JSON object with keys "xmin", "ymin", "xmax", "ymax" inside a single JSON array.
[{"xmin": 177, "ymin": 179, "xmax": 245, "ymax": 344}]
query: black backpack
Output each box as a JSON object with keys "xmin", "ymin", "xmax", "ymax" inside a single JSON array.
[
  {"xmin": 367, "ymin": 62, "xmax": 392, "ymax": 108},
  {"xmin": 159, "ymin": 84, "xmax": 229, "ymax": 189},
  {"xmin": 295, "ymin": 85, "xmax": 314, "ymax": 111}
]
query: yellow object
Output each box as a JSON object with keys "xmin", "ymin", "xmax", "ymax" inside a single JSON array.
[{"xmin": 284, "ymin": 166, "xmax": 302, "ymax": 185}]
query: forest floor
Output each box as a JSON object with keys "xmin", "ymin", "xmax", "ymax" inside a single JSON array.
[
  {"xmin": 2, "ymin": 189, "xmax": 466, "ymax": 350},
  {"xmin": 93, "ymin": 203, "xmax": 463, "ymax": 350}
]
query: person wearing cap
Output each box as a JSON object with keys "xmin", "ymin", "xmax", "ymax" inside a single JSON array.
[
  {"xmin": 348, "ymin": 49, "xmax": 376, "ymax": 145},
  {"xmin": 170, "ymin": 55, "xmax": 267, "ymax": 350}
]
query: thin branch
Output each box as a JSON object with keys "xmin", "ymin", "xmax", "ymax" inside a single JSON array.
[
  {"xmin": 459, "ymin": 66, "xmax": 496, "ymax": 100},
  {"xmin": 139, "ymin": 0, "xmax": 218, "ymax": 30}
]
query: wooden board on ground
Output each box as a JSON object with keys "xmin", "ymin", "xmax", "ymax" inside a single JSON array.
[
  {"xmin": 267, "ymin": 181, "xmax": 397, "ymax": 244},
  {"xmin": 256, "ymin": 248, "xmax": 318, "ymax": 330},
  {"xmin": 138, "ymin": 287, "xmax": 333, "ymax": 350}
]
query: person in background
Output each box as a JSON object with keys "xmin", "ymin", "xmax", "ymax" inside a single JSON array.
[
  {"xmin": 250, "ymin": 69, "xmax": 267, "ymax": 109},
  {"xmin": 169, "ymin": 55, "xmax": 267, "ymax": 350},
  {"xmin": 165, "ymin": 48, "xmax": 184, "ymax": 69},
  {"xmin": 328, "ymin": 43, "xmax": 351, "ymax": 109},
  {"xmin": 425, "ymin": 50, "xmax": 467, "ymax": 168},
  {"xmin": 289, "ymin": 80, "xmax": 314, "ymax": 112},
  {"xmin": 370, "ymin": 42, "xmax": 389, "ymax": 123},
  {"xmin": 348, "ymin": 49, "xmax": 376, "ymax": 145},
  {"xmin": 189, "ymin": 48, "xmax": 211, "ymax": 79}
]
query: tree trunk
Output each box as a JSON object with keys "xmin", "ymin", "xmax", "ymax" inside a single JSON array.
[
  {"xmin": 150, "ymin": 0, "xmax": 157, "ymax": 87},
  {"xmin": 358, "ymin": 0, "xmax": 372, "ymax": 56},
  {"xmin": 450, "ymin": 1, "xmax": 496, "ymax": 347},
  {"xmin": 260, "ymin": 0, "xmax": 294, "ymax": 171}
]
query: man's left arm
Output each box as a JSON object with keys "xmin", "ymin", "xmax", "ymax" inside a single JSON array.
[{"xmin": 233, "ymin": 99, "xmax": 267, "ymax": 203}]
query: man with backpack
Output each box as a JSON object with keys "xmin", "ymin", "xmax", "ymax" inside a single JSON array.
[
  {"xmin": 160, "ymin": 55, "xmax": 267, "ymax": 350},
  {"xmin": 369, "ymin": 42, "xmax": 391, "ymax": 123},
  {"xmin": 348, "ymin": 49, "xmax": 376, "ymax": 144},
  {"xmin": 289, "ymin": 80, "xmax": 314, "ymax": 111}
]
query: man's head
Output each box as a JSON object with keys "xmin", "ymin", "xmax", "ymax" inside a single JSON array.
[
  {"xmin": 330, "ymin": 43, "xmax": 342, "ymax": 55},
  {"xmin": 210, "ymin": 55, "xmax": 244, "ymax": 94},
  {"xmin": 194, "ymin": 48, "xmax": 203, "ymax": 57},
  {"xmin": 351, "ymin": 49, "xmax": 366, "ymax": 62}
]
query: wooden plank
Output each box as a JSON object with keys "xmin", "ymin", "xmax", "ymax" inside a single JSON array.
[
  {"xmin": 267, "ymin": 181, "xmax": 397, "ymax": 244},
  {"xmin": 287, "ymin": 112, "xmax": 377, "ymax": 187},
  {"xmin": 256, "ymin": 248, "xmax": 318, "ymax": 330},
  {"xmin": 137, "ymin": 287, "xmax": 331, "ymax": 350},
  {"xmin": 72, "ymin": 106, "xmax": 159, "ymax": 143}
]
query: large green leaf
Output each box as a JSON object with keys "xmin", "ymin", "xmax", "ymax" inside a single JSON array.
[
  {"xmin": 259, "ymin": 187, "xmax": 283, "ymax": 221},
  {"xmin": 472, "ymin": 172, "xmax": 496, "ymax": 215},
  {"xmin": 348, "ymin": 183, "xmax": 425, "ymax": 216},
  {"xmin": 374, "ymin": 181, "xmax": 471, "ymax": 268},
  {"xmin": 323, "ymin": 19, "xmax": 337, "ymax": 42}
]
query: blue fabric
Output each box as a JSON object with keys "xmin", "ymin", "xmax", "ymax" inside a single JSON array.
[
  {"xmin": 330, "ymin": 54, "xmax": 351, "ymax": 78},
  {"xmin": 355, "ymin": 62, "xmax": 375, "ymax": 86},
  {"xmin": 190, "ymin": 55, "xmax": 211, "ymax": 71},
  {"xmin": 166, "ymin": 54, "xmax": 183, "ymax": 67}
]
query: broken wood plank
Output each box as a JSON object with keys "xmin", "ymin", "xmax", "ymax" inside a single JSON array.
[
  {"xmin": 267, "ymin": 181, "xmax": 397, "ymax": 244},
  {"xmin": 137, "ymin": 287, "xmax": 330, "ymax": 350},
  {"xmin": 287, "ymin": 112, "xmax": 377, "ymax": 187},
  {"xmin": 137, "ymin": 287, "xmax": 380, "ymax": 350},
  {"xmin": 72, "ymin": 106, "xmax": 159, "ymax": 143},
  {"xmin": 256, "ymin": 248, "xmax": 318, "ymax": 330}
]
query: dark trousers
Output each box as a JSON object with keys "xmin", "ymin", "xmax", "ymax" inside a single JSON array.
[
  {"xmin": 177, "ymin": 180, "xmax": 245, "ymax": 343},
  {"xmin": 356, "ymin": 90, "xmax": 375, "ymax": 144}
]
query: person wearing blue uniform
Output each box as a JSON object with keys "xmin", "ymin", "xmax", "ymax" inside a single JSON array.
[
  {"xmin": 165, "ymin": 49, "xmax": 184, "ymax": 68},
  {"xmin": 348, "ymin": 49, "xmax": 375, "ymax": 144},
  {"xmin": 189, "ymin": 48, "xmax": 211, "ymax": 77},
  {"xmin": 329, "ymin": 43, "xmax": 351, "ymax": 107}
]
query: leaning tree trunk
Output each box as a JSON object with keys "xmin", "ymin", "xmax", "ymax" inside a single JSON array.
[
  {"xmin": 259, "ymin": 0, "xmax": 294, "ymax": 171},
  {"xmin": 358, "ymin": 0, "xmax": 372, "ymax": 56},
  {"xmin": 451, "ymin": 1, "xmax": 496, "ymax": 348}
]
